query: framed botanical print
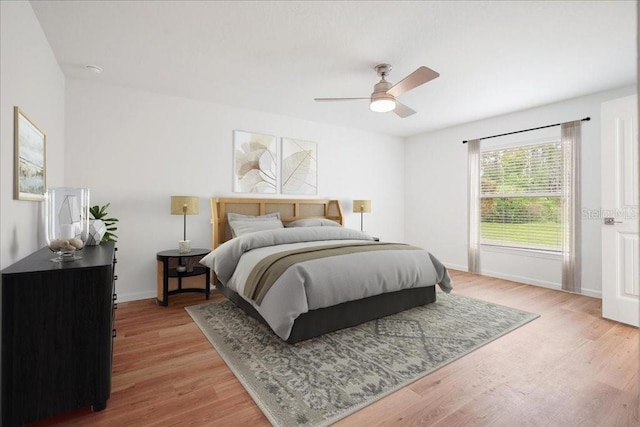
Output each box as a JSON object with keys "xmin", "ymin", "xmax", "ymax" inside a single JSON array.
[
  {"xmin": 281, "ymin": 137, "xmax": 317, "ymax": 195},
  {"xmin": 14, "ymin": 107, "xmax": 46, "ymax": 201},
  {"xmin": 233, "ymin": 130, "xmax": 278, "ymax": 193}
]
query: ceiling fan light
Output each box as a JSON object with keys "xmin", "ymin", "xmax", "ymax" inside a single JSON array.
[{"xmin": 370, "ymin": 98, "xmax": 395, "ymax": 113}]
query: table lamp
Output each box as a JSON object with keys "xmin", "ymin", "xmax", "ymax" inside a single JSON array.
[
  {"xmin": 171, "ymin": 196, "xmax": 200, "ymax": 253},
  {"xmin": 352, "ymin": 199, "xmax": 371, "ymax": 232}
]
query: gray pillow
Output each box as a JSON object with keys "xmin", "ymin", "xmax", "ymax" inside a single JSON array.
[
  {"xmin": 286, "ymin": 218, "xmax": 342, "ymax": 228},
  {"xmin": 227, "ymin": 212, "xmax": 280, "ymax": 221},
  {"xmin": 228, "ymin": 212, "xmax": 283, "ymax": 237}
]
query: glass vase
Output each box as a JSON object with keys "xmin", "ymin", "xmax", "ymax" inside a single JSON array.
[{"xmin": 44, "ymin": 187, "xmax": 90, "ymax": 261}]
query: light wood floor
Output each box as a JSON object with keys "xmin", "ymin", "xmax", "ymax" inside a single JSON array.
[{"xmin": 33, "ymin": 270, "xmax": 639, "ymax": 426}]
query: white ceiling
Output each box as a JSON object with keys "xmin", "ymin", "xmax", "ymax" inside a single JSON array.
[{"xmin": 30, "ymin": 1, "xmax": 636, "ymax": 138}]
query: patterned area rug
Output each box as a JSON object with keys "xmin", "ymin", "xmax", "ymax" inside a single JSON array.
[{"xmin": 186, "ymin": 292, "xmax": 538, "ymax": 426}]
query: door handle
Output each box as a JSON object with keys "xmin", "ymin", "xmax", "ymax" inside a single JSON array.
[{"xmin": 604, "ymin": 217, "xmax": 623, "ymax": 225}]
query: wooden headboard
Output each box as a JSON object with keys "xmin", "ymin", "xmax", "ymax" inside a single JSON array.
[{"xmin": 210, "ymin": 198, "xmax": 344, "ymax": 248}]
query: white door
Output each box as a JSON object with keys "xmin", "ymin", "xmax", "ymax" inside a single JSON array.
[{"xmin": 601, "ymin": 94, "xmax": 639, "ymax": 327}]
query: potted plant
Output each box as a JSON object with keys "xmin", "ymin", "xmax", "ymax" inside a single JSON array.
[{"xmin": 87, "ymin": 203, "xmax": 118, "ymax": 245}]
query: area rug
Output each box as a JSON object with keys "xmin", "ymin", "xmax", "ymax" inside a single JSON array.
[{"xmin": 186, "ymin": 292, "xmax": 538, "ymax": 427}]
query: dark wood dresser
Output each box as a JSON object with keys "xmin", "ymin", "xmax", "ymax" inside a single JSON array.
[{"xmin": 1, "ymin": 242, "xmax": 117, "ymax": 426}]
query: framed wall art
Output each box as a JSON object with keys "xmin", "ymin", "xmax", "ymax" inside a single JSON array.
[
  {"xmin": 233, "ymin": 130, "xmax": 278, "ymax": 193},
  {"xmin": 14, "ymin": 107, "xmax": 46, "ymax": 201},
  {"xmin": 281, "ymin": 137, "xmax": 317, "ymax": 195}
]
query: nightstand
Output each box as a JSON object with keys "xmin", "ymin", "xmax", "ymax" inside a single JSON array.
[{"xmin": 156, "ymin": 248, "xmax": 211, "ymax": 306}]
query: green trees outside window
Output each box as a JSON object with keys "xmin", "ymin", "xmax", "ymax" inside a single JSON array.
[{"xmin": 480, "ymin": 142, "xmax": 563, "ymax": 250}]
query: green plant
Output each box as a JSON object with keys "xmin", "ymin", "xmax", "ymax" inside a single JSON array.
[{"xmin": 89, "ymin": 203, "xmax": 119, "ymax": 242}]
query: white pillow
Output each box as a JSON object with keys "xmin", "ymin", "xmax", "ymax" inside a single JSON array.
[
  {"xmin": 286, "ymin": 218, "xmax": 342, "ymax": 228},
  {"xmin": 228, "ymin": 212, "xmax": 284, "ymax": 237}
]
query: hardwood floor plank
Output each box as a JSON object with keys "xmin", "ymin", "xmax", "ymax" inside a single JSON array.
[
  {"xmin": 332, "ymin": 388, "xmax": 424, "ymax": 426},
  {"xmin": 29, "ymin": 271, "xmax": 639, "ymax": 427}
]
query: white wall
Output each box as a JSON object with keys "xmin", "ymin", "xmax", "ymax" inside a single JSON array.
[
  {"xmin": 0, "ymin": 1, "xmax": 66, "ymax": 269},
  {"xmin": 2, "ymin": 1, "xmax": 631, "ymax": 303},
  {"xmin": 405, "ymin": 85, "xmax": 637, "ymax": 298},
  {"xmin": 65, "ymin": 79, "xmax": 405, "ymax": 301},
  {"xmin": 0, "ymin": 0, "xmax": 66, "ymax": 417}
]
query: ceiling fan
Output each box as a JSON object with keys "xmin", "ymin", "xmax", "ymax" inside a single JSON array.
[{"xmin": 314, "ymin": 63, "xmax": 439, "ymax": 118}]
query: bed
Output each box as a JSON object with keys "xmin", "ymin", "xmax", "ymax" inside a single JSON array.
[{"xmin": 200, "ymin": 197, "xmax": 452, "ymax": 343}]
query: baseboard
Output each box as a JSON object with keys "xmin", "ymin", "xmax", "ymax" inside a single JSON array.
[
  {"xmin": 114, "ymin": 276, "xmax": 600, "ymax": 303},
  {"xmin": 478, "ymin": 270, "xmax": 602, "ymax": 299},
  {"xmin": 578, "ymin": 288, "xmax": 602, "ymax": 299},
  {"xmin": 479, "ymin": 269, "xmax": 562, "ymax": 291},
  {"xmin": 116, "ymin": 284, "xmax": 219, "ymax": 303},
  {"xmin": 444, "ymin": 262, "xmax": 468, "ymax": 272},
  {"xmin": 116, "ymin": 290, "xmax": 157, "ymax": 303}
]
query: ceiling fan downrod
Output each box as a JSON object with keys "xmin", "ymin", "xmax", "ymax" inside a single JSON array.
[{"xmin": 370, "ymin": 64, "xmax": 396, "ymax": 112}]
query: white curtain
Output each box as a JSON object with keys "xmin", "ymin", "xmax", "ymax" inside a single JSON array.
[
  {"xmin": 561, "ymin": 121, "xmax": 582, "ymax": 292},
  {"xmin": 468, "ymin": 139, "xmax": 481, "ymax": 273}
]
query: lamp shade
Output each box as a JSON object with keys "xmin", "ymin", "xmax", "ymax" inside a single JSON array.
[
  {"xmin": 171, "ymin": 196, "xmax": 200, "ymax": 215},
  {"xmin": 352, "ymin": 200, "xmax": 372, "ymax": 213}
]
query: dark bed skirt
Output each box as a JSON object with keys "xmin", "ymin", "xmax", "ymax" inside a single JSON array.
[{"xmin": 216, "ymin": 282, "xmax": 437, "ymax": 344}]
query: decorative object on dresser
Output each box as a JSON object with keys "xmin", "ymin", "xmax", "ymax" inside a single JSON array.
[
  {"xmin": 87, "ymin": 218, "xmax": 107, "ymax": 245},
  {"xmin": 156, "ymin": 248, "xmax": 211, "ymax": 306},
  {"xmin": 352, "ymin": 199, "xmax": 371, "ymax": 232},
  {"xmin": 186, "ymin": 292, "xmax": 539, "ymax": 427},
  {"xmin": 1, "ymin": 242, "xmax": 117, "ymax": 426},
  {"xmin": 88, "ymin": 202, "xmax": 119, "ymax": 244},
  {"xmin": 170, "ymin": 195, "xmax": 199, "ymax": 253},
  {"xmin": 14, "ymin": 106, "xmax": 46, "ymax": 201},
  {"xmin": 44, "ymin": 187, "xmax": 90, "ymax": 261}
]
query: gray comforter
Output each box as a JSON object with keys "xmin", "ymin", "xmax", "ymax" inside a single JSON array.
[{"xmin": 200, "ymin": 227, "xmax": 452, "ymax": 340}]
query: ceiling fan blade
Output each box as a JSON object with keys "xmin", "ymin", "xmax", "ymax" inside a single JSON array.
[
  {"xmin": 394, "ymin": 101, "xmax": 416, "ymax": 118},
  {"xmin": 387, "ymin": 66, "xmax": 439, "ymax": 97},
  {"xmin": 314, "ymin": 97, "xmax": 370, "ymax": 102}
]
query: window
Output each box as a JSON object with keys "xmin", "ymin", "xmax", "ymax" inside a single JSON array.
[{"xmin": 480, "ymin": 141, "xmax": 563, "ymax": 251}]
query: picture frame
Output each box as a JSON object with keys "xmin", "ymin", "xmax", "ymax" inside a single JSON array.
[
  {"xmin": 281, "ymin": 137, "xmax": 317, "ymax": 195},
  {"xmin": 233, "ymin": 130, "xmax": 278, "ymax": 194},
  {"xmin": 14, "ymin": 107, "xmax": 46, "ymax": 201}
]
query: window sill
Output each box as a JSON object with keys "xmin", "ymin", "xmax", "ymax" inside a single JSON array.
[{"xmin": 480, "ymin": 244, "xmax": 561, "ymax": 260}]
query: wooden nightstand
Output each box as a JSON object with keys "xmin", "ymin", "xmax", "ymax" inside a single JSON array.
[{"xmin": 156, "ymin": 248, "xmax": 211, "ymax": 306}]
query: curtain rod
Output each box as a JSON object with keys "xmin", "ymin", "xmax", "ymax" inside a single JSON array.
[{"xmin": 462, "ymin": 117, "xmax": 590, "ymax": 144}]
